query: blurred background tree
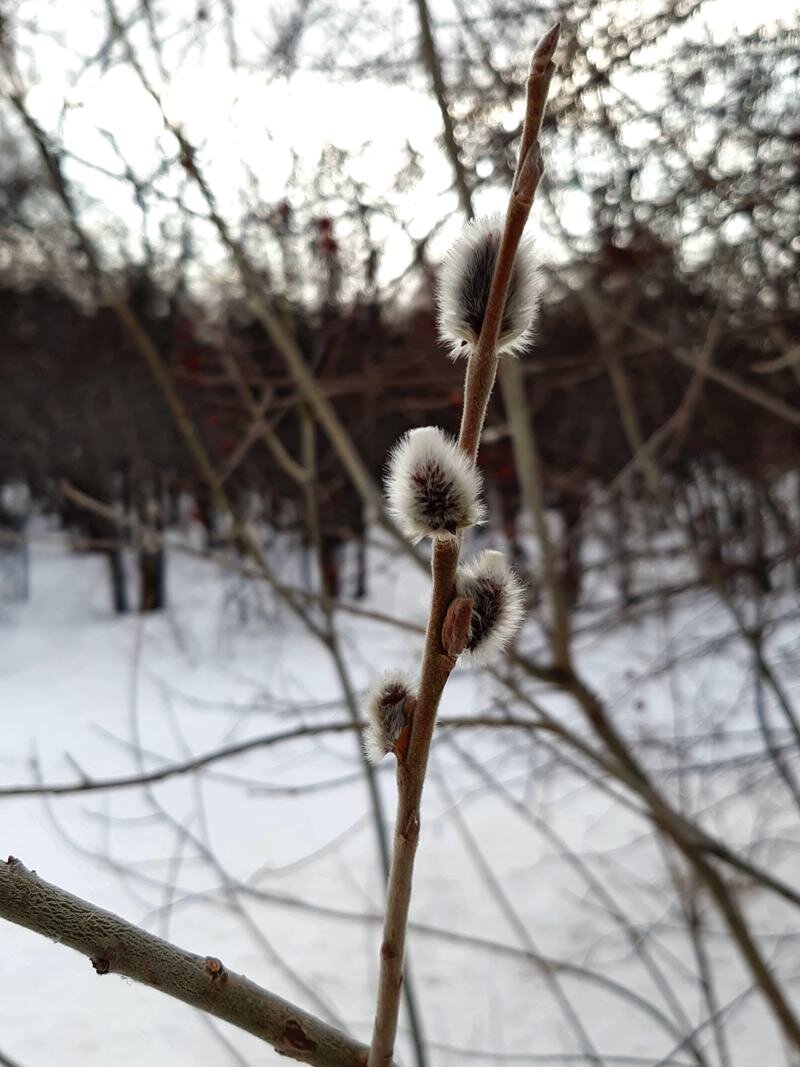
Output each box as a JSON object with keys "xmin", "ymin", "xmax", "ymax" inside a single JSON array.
[{"xmin": 1, "ymin": 0, "xmax": 797, "ymax": 612}]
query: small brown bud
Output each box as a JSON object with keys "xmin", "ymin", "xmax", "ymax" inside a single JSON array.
[
  {"xmin": 204, "ymin": 956, "xmax": 225, "ymax": 980},
  {"xmin": 442, "ymin": 596, "xmax": 474, "ymax": 659}
]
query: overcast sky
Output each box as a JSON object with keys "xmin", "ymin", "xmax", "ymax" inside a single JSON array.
[{"xmin": 6, "ymin": 0, "xmax": 799, "ymax": 292}]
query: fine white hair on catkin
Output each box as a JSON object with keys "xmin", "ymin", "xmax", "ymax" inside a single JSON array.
[
  {"xmin": 436, "ymin": 213, "xmax": 540, "ymax": 359},
  {"xmin": 455, "ymin": 549, "xmax": 526, "ymax": 664},
  {"xmin": 363, "ymin": 669, "xmax": 415, "ymax": 764},
  {"xmin": 385, "ymin": 426, "xmax": 485, "ymax": 542}
]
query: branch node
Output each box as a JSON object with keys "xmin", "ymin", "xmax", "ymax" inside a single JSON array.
[
  {"xmin": 393, "ymin": 696, "xmax": 416, "ymax": 765},
  {"xmin": 442, "ymin": 596, "xmax": 474, "ymax": 659},
  {"xmin": 380, "ymin": 941, "xmax": 398, "ymax": 961},
  {"xmin": 400, "ymin": 811, "xmax": 421, "ymax": 843},
  {"xmin": 532, "ymin": 22, "xmax": 561, "ymax": 68},
  {"xmin": 436, "ymin": 652, "xmax": 458, "ymax": 673},
  {"xmin": 514, "ymin": 143, "xmax": 545, "ymax": 204},
  {"xmin": 203, "ymin": 956, "xmax": 226, "ymax": 981},
  {"xmin": 280, "ymin": 1018, "xmax": 318, "ymax": 1055}
]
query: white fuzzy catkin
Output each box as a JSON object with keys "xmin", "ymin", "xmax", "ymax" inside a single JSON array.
[
  {"xmin": 363, "ymin": 669, "xmax": 415, "ymax": 764},
  {"xmin": 455, "ymin": 550, "xmax": 525, "ymax": 664},
  {"xmin": 385, "ymin": 426, "xmax": 485, "ymax": 541},
  {"xmin": 437, "ymin": 213, "xmax": 540, "ymax": 359}
]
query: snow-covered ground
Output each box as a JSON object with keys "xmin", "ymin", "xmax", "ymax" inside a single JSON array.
[{"xmin": 2, "ymin": 534, "xmax": 799, "ymax": 1066}]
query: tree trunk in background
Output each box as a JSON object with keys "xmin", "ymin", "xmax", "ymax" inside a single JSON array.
[
  {"xmin": 139, "ymin": 545, "xmax": 165, "ymax": 611},
  {"xmin": 137, "ymin": 477, "xmax": 166, "ymax": 612},
  {"xmin": 560, "ymin": 491, "xmax": 584, "ymax": 609},
  {"xmin": 106, "ymin": 545, "xmax": 129, "ymax": 614}
]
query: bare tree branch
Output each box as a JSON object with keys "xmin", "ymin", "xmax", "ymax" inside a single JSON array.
[
  {"xmin": 0, "ymin": 716, "xmax": 555, "ymax": 798},
  {"xmin": 0, "ymin": 858, "xmax": 371, "ymax": 1067}
]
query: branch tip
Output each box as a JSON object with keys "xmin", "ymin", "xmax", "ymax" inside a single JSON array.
[{"xmin": 533, "ymin": 22, "xmax": 561, "ymax": 67}]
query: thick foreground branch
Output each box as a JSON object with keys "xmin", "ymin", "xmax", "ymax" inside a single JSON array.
[{"xmin": 0, "ymin": 858, "xmax": 370, "ymax": 1067}]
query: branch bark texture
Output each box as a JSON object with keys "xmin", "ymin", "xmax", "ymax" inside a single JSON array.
[{"xmin": 0, "ymin": 858, "xmax": 369, "ymax": 1067}]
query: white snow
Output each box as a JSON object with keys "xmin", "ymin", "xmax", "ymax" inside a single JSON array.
[{"xmin": 1, "ymin": 533, "xmax": 799, "ymax": 1065}]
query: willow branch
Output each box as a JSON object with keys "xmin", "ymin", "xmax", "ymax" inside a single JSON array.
[
  {"xmin": 414, "ymin": 5, "xmax": 568, "ymax": 668},
  {"xmin": 366, "ymin": 25, "xmax": 560, "ymax": 1067},
  {"xmin": 0, "ymin": 858, "xmax": 368, "ymax": 1067}
]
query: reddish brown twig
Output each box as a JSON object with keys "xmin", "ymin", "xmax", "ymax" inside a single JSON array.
[{"xmin": 366, "ymin": 25, "xmax": 560, "ymax": 1067}]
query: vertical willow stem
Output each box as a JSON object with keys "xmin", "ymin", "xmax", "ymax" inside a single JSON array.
[{"xmin": 366, "ymin": 26, "xmax": 560, "ymax": 1067}]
